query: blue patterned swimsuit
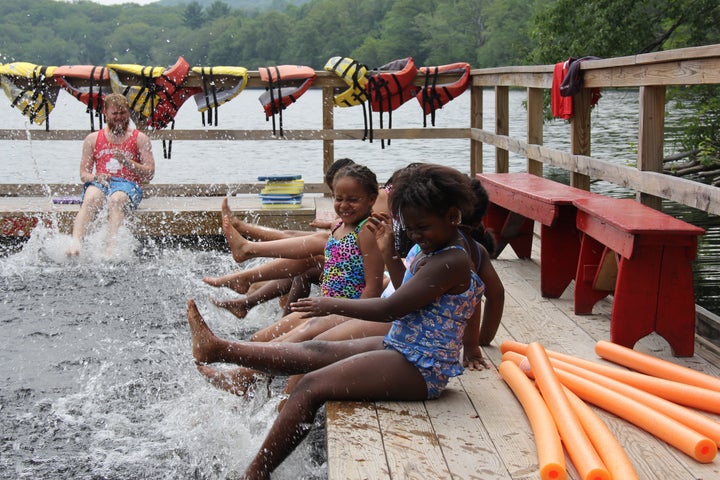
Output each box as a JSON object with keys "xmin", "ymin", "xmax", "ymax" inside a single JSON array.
[
  {"xmin": 383, "ymin": 244, "xmax": 484, "ymax": 399},
  {"xmin": 320, "ymin": 219, "xmax": 369, "ymax": 298}
]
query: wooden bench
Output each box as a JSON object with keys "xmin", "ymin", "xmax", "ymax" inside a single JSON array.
[
  {"xmin": 573, "ymin": 196, "xmax": 705, "ymax": 356},
  {"xmin": 476, "ymin": 172, "xmax": 599, "ymax": 298}
]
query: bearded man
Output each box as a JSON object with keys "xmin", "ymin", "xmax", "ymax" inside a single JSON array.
[{"xmin": 66, "ymin": 93, "xmax": 155, "ymax": 256}]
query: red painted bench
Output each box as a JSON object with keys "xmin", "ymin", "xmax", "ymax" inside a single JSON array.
[
  {"xmin": 573, "ymin": 197, "xmax": 705, "ymax": 356},
  {"xmin": 476, "ymin": 172, "xmax": 600, "ymax": 298}
]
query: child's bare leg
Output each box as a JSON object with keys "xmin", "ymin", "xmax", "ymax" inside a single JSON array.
[
  {"xmin": 189, "ymin": 299, "xmax": 382, "ymax": 372},
  {"xmin": 204, "ymin": 258, "xmax": 318, "ymax": 295},
  {"xmin": 202, "ymin": 270, "xmax": 252, "ymax": 292},
  {"xmin": 222, "ymin": 216, "xmax": 255, "ymax": 264},
  {"xmin": 243, "ymin": 349, "xmax": 426, "ymax": 479},
  {"xmin": 196, "ymin": 364, "xmax": 262, "ymax": 397},
  {"xmin": 210, "ymin": 297, "xmax": 252, "ymax": 320},
  {"xmin": 249, "ymin": 311, "xmax": 309, "ymax": 342},
  {"xmin": 211, "ymin": 277, "xmax": 293, "ymax": 319},
  {"xmin": 223, "ymin": 197, "xmax": 311, "ymax": 241},
  {"xmin": 281, "ymin": 319, "xmax": 392, "ymax": 400},
  {"xmin": 276, "ymin": 314, "xmax": 349, "ymax": 343}
]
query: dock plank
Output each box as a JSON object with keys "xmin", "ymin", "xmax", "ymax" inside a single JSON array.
[
  {"xmin": 326, "ymin": 402, "xmax": 388, "ymax": 480},
  {"xmin": 0, "ymin": 194, "xmax": 319, "ymax": 237},
  {"xmin": 376, "ymin": 400, "xmax": 452, "ymax": 479}
]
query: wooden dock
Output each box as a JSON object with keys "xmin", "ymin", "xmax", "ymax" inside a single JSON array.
[
  {"xmin": 326, "ymin": 240, "xmax": 720, "ymax": 480},
  {"xmin": 0, "ymin": 183, "xmax": 330, "ymax": 238}
]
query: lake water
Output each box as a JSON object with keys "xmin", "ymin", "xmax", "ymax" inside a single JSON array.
[{"xmin": 1, "ymin": 87, "xmax": 718, "ymax": 479}]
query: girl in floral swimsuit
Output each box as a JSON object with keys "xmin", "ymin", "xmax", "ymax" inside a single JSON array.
[{"xmin": 187, "ymin": 163, "xmax": 485, "ymax": 479}]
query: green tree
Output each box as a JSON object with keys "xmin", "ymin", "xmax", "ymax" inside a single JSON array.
[
  {"xmin": 184, "ymin": 1, "xmax": 207, "ymax": 30},
  {"xmin": 207, "ymin": 1, "xmax": 232, "ymax": 18},
  {"xmin": 417, "ymin": 0, "xmax": 487, "ymax": 66}
]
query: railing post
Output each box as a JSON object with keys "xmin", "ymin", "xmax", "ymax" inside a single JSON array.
[
  {"xmin": 638, "ymin": 85, "xmax": 666, "ymax": 210},
  {"xmin": 495, "ymin": 86, "xmax": 509, "ymax": 173},
  {"xmin": 570, "ymin": 88, "xmax": 592, "ymax": 190},
  {"xmin": 527, "ymin": 87, "xmax": 544, "ymax": 176},
  {"xmin": 470, "ymin": 84, "xmax": 483, "ymax": 176},
  {"xmin": 322, "ymin": 86, "xmax": 335, "ymax": 189}
]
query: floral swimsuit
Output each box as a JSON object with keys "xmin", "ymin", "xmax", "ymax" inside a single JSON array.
[{"xmin": 383, "ymin": 244, "xmax": 484, "ymax": 399}]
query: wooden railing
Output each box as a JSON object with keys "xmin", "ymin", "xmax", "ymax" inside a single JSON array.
[{"xmin": 2, "ymin": 44, "xmax": 720, "ymax": 216}]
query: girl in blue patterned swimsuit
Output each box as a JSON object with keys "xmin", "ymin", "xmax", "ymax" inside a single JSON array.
[{"xmin": 187, "ymin": 164, "xmax": 483, "ymax": 479}]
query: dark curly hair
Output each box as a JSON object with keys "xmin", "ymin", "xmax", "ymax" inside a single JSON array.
[{"xmin": 389, "ymin": 164, "xmax": 475, "ymax": 222}]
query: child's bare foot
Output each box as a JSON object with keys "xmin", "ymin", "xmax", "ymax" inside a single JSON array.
[
  {"xmin": 196, "ymin": 364, "xmax": 261, "ymax": 397},
  {"xmin": 210, "ymin": 297, "xmax": 250, "ymax": 320},
  {"xmin": 187, "ymin": 299, "xmax": 224, "ymax": 364},
  {"xmin": 222, "ymin": 216, "xmax": 253, "ymax": 264},
  {"xmin": 202, "ymin": 272, "xmax": 252, "ymax": 294},
  {"xmin": 221, "ymin": 197, "xmax": 234, "ymax": 220}
]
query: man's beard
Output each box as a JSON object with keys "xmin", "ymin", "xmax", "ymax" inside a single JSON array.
[{"xmin": 110, "ymin": 119, "xmax": 129, "ymax": 136}]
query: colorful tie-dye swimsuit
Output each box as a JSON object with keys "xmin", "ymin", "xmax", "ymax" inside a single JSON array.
[{"xmin": 320, "ymin": 218, "xmax": 369, "ymax": 298}]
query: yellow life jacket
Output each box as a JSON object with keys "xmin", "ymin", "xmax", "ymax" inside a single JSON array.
[
  {"xmin": 324, "ymin": 56, "xmax": 368, "ymax": 107},
  {"xmin": 0, "ymin": 62, "xmax": 59, "ymax": 129},
  {"xmin": 191, "ymin": 66, "xmax": 249, "ymax": 126}
]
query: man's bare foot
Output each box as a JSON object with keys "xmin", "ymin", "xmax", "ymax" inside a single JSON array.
[
  {"xmin": 202, "ymin": 271, "xmax": 252, "ymax": 294},
  {"xmin": 210, "ymin": 297, "xmax": 250, "ymax": 320},
  {"xmin": 187, "ymin": 299, "xmax": 224, "ymax": 364},
  {"xmin": 196, "ymin": 364, "xmax": 261, "ymax": 397},
  {"xmin": 65, "ymin": 239, "xmax": 81, "ymax": 256},
  {"xmin": 222, "ymin": 216, "xmax": 253, "ymax": 264}
]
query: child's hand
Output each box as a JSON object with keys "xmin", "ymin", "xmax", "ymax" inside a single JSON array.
[
  {"xmin": 366, "ymin": 212, "xmax": 394, "ymax": 254},
  {"xmin": 309, "ymin": 219, "xmax": 333, "ymax": 230},
  {"xmin": 290, "ymin": 297, "xmax": 335, "ymax": 318},
  {"xmin": 463, "ymin": 346, "xmax": 489, "ymax": 371}
]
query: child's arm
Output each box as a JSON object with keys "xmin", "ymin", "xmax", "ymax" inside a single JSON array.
[
  {"xmin": 357, "ymin": 224, "xmax": 386, "ymax": 299},
  {"xmin": 477, "ymin": 252, "xmax": 505, "ymax": 345},
  {"xmin": 366, "ymin": 213, "xmax": 406, "ymax": 288},
  {"xmin": 291, "ymin": 247, "xmax": 470, "ymax": 322},
  {"xmin": 462, "ymin": 306, "xmax": 489, "ymax": 370}
]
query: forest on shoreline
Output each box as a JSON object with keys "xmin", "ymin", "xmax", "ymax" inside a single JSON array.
[{"xmin": 2, "ymin": 0, "xmax": 720, "ymax": 177}]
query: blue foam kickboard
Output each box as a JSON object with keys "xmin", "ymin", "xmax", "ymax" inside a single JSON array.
[
  {"xmin": 52, "ymin": 196, "xmax": 82, "ymax": 204},
  {"xmin": 257, "ymin": 174, "xmax": 302, "ymax": 181}
]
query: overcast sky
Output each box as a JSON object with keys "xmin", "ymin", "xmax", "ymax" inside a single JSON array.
[{"xmin": 86, "ymin": 0, "xmax": 158, "ymax": 5}]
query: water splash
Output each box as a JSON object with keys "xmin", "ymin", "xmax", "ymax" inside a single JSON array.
[{"xmin": 0, "ymin": 229, "xmax": 328, "ymax": 479}]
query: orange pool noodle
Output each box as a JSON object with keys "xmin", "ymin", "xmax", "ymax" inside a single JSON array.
[
  {"xmin": 498, "ymin": 361, "xmax": 567, "ymax": 480},
  {"xmin": 595, "ymin": 340, "xmax": 720, "ymax": 393},
  {"xmin": 556, "ymin": 368, "xmax": 717, "ymax": 463},
  {"xmin": 562, "ymin": 387, "xmax": 639, "ymax": 480},
  {"xmin": 503, "ymin": 350, "xmax": 720, "ymax": 448},
  {"xmin": 525, "ymin": 342, "xmax": 610, "ymax": 480},
  {"xmin": 551, "ymin": 358, "xmax": 720, "ymax": 447},
  {"xmin": 502, "ymin": 340, "xmax": 720, "ymax": 414}
]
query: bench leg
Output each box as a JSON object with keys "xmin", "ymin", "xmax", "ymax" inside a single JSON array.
[
  {"xmin": 610, "ymin": 246, "xmax": 662, "ymax": 351},
  {"xmin": 611, "ymin": 245, "xmax": 696, "ymax": 356},
  {"xmin": 484, "ymin": 204, "xmax": 533, "ymax": 259},
  {"xmin": 654, "ymin": 246, "xmax": 697, "ymax": 356},
  {"xmin": 539, "ymin": 208, "xmax": 580, "ymax": 298},
  {"xmin": 574, "ymin": 234, "xmax": 612, "ymax": 314}
]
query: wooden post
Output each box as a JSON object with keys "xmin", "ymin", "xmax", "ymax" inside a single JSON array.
[
  {"xmin": 470, "ymin": 84, "xmax": 483, "ymax": 176},
  {"xmin": 570, "ymin": 88, "xmax": 592, "ymax": 190},
  {"xmin": 527, "ymin": 87, "xmax": 544, "ymax": 176},
  {"xmin": 322, "ymin": 86, "xmax": 335, "ymax": 189},
  {"xmin": 495, "ymin": 86, "xmax": 509, "ymax": 173},
  {"xmin": 638, "ymin": 85, "xmax": 666, "ymax": 210}
]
